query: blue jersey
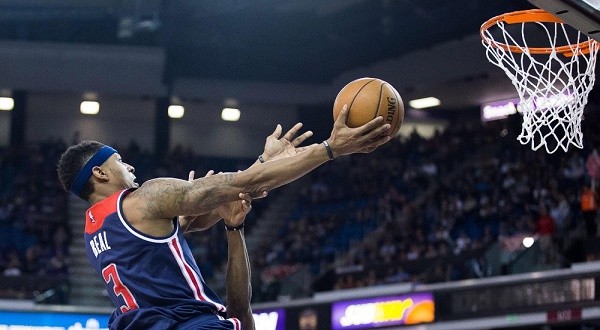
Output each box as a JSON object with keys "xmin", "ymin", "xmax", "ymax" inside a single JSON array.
[{"xmin": 84, "ymin": 189, "xmax": 238, "ymax": 330}]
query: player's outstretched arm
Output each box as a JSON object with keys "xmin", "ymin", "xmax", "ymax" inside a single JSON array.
[
  {"xmin": 127, "ymin": 106, "xmax": 390, "ymax": 221},
  {"xmin": 180, "ymin": 121, "xmax": 311, "ymax": 232}
]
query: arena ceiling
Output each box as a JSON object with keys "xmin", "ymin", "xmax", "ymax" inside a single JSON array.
[
  {"xmin": 0, "ymin": 0, "xmax": 533, "ymax": 84},
  {"xmin": 0, "ymin": 0, "xmax": 598, "ymax": 112}
]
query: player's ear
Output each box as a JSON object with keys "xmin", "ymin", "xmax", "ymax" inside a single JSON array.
[{"xmin": 91, "ymin": 166, "xmax": 109, "ymax": 180}]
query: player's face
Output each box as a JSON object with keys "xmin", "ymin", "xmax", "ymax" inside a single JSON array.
[{"xmin": 106, "ymin": 153, "xmax": 138, "ymax": 189}]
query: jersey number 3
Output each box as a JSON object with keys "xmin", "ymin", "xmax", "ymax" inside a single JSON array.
[{"xmin": 102, "ymin": 263, "xmax": 139, "ymax": 313}]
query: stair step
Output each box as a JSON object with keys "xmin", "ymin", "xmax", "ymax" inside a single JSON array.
[
  {"xmin": 69, "ymin": 245, "xmax": 87, "ymax": 255},
  {"xmin": 68, "ymin": 197, "xmax": 106, "ymax": 305},
  {"xmin": 70, "ymin": 277, "xmax": 104, "ymax": 287},
  {"xmin": 69, "ymin": 296, "xmax": 113, "ymax": 308},
  {"xmin": 72, "ymin": 237, "xmax": 85, "ymax": 245},
  {"xmin": 242, "ymin": 179, "xmax": 304, "ymax": 259},
  {"xmin": 69, "ymin": 294, "xmax": 112, "ymax": 307},
  {"xmin": 69, "ymin": 268, "xmax": 97, "ymax": 277},
  {"xmin": 70, "ymin": 258, "xmax": 93, "ymax": 267},
  {"xmin": 69, "ymin": 286, "xmax": 107, "ymax": 296}
]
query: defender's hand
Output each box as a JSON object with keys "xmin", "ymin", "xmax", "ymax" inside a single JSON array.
[{"xmin": 218, "ymin": 192, "xmax": 259, "ymax": 228}]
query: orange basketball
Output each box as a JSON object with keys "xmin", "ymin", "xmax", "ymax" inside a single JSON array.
[{"xmin": 333, "ymin": 77, "xmax": 404, "ymax": 136}]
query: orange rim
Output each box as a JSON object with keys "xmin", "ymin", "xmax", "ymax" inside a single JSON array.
[{"xmin": 480, "ymin": 9, "xmax": 595, "ymax": 56}]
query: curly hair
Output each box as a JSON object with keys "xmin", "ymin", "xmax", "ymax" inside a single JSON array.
[{"xmin": 57, "ymin": 140, "xmax": 105, "ymax": 200}]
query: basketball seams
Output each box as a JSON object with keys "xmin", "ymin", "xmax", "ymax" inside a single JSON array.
[
  {"xmin": 390, "ymin": 85, "xmax": 402, "ymax": 135},
  {"xmin": 374, "ymin": 81, "xmax": 384, "ymax": 122},
  {"xmin": 347, "ymin": 78, "xmax": 376, "ymax": 124}
]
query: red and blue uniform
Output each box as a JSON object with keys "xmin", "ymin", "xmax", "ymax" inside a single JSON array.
[{"xmin": 84, "ymin": 189, "xmax": 241, "ymax": 330}]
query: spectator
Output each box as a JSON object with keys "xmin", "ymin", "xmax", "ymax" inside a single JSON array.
[
  {"xmin": 581, "ymin": 185, "xmax": 599, "ymax": 237},
  {"xmin": 586, "ymin": 149, "xmax": 600, "ymax": 186},
  {"xmin": 535, "ymin": 204, "xmax": 556, "ymax": 236},
  {"xmin": 383, "ymin": 266, "xmax": 411, "ymax": 284},
  {"xmin": 469, "ymin": 255, "xmax": 491, "ymax": 278},
  {"xmin": 22, "ymin": 245, "xmax": 42, "ymax": 275},
  {"xmin": 550, "ymin": 193, "xmax": 571, "ymax": 236},
  {"xmin": 454, "ymin": 231, "xmax": 472, "ymax": 255},
  {"xmin": 425, "ymin": 263, "xmax": 447, "ymax": 283},
  {"xmin": 563, "ymin": 153, "xmax": 585, "ymax": 180},
  {"xmin": 4, "ymin": 249, "xmax": 22, "ymax": 277}
]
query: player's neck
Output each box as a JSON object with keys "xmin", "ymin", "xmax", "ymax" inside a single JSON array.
[{"xmin": 88, "ymin": 186, "xmax": 120, "ymax": 205}]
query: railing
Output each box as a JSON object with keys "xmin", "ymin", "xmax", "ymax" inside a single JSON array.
[
  {"xmin": 251, "ymin": 261, "xmax": 600, "ymax": 329},
  {"xmin": 0, "ymin": 274, "xmax": 69, "ymax": 304}
]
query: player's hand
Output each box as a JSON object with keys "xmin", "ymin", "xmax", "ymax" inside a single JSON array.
[
  {"xmin": 218, "ymin": 192, "xmax": 261, "ymax": 228},
  {"xmin": 326, "ymin": 105, "xmax": 391, "ymax": 157},
  {"xmin": 217, "ymin": 169, "xmax": 267, "ymax": 226},
  {"xmin": 260, "ymin": 123, "xmax": 317, "ymax": 162}
]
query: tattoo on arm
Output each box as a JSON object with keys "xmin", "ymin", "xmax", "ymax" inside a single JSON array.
[{"xmin": 133, "ymin": 173, "xmax": 245, "ymax": 220}]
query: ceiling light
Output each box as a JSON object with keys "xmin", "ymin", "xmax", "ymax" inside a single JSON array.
[
  {"xmin": 409, "ymin": 97, "xmax": 441, "ymax": 109},
  {"xmin": 222, "ymin": 108, "xmax": 240, "ymax": 121},
  {"xmin": 0, "ymin": 97, "xmax": 14, "ymax": 111},
  {"xmin": 80, "ymin": 101, "xmax": 99, "ymax": 115},
  {"xmin": 168, "ymin": 105, "xmax": 185, "ymax": 119}
]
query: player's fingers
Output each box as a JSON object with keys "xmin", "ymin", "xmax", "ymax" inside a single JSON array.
[
  {"xmin": 204, "ymin": 170, "xmax": 214, "ymax": 177},
  {"xmin": 363, "ymin": 135, "xmax": 391, "ymax": 152},
  {"xmin": 239, "ymin": 193, "xmax": 253, "ymax": 212},
  {"xmin": 249, "ymin": 191, "xmax": 268, "ymax": 199},
  {"xmin": 364, "ymin": 122, "xmax": 391, "ymax": 138},
  {"xmin": 282, "ymin": 122, "xmax": 303, "ymax": 141},
  {"xmin": 376, "ymin": 123, "xmax": 393, "ymax": 136},
  {"xmin": 335, "ymin": 104, "xmax": 349, "ymax": 126},
  {"xmin": 291, "ymin": 130, "xmax": 313, "ymax": 147},
  {"xmin": 269, "ymin": 124, "xmax": 283, "ymax": 139},
  {"xmin": 357, "ymin": 116, "xmax": 387, "ymax": 135},
  {"xmin": 239, "ymin": 192, "xmax": 253, "ymax": 202}
]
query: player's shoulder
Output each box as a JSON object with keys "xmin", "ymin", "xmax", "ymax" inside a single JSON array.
[
  {"xmin": 121, "ymin": 184, "xmax": 174, "ymax": 225},
  {"xmin": 126, "ymin": 178, "xmax": 184, "ymax": 199}
]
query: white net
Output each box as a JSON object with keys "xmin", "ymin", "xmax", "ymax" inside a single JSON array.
[{"xmin": 481, "ymin": 12, "xmax": 599, "ymax": 153}]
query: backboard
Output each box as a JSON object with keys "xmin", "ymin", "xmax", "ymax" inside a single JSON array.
[{"xmin": 528, "ymin": 0, "xmax": 600, "ymax": 40}]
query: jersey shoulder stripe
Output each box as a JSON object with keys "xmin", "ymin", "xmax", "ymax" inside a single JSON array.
[{"xmin": 85, "ymin": 189, "xmax": 125, "ymax": 235}]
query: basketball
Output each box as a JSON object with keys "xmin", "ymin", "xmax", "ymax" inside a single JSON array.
[{"xmin": 333, "ymin": 77, "xmax": 404, "ymax": 136}]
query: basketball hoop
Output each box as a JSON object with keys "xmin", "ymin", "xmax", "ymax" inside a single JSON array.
[{"xmin": 481, "ymin": 9, "xmax": 599, "ymax": 153}]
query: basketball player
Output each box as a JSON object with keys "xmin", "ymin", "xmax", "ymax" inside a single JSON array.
[{"xmin": 56, "ymin": 107, "xmax": 391, "ymax": 329}]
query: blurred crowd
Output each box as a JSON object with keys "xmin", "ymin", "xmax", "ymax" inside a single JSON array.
[
  {"xmin": 249, "ymin": 109, "xmax": 600, "ymax": 302},
  {"xmin": 0, "ymin": 140, "xmax": 71, "ymax": 300},
  {"xmin": 0, "ymin": 108, "xmax": 599, "ymax": 305}
]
